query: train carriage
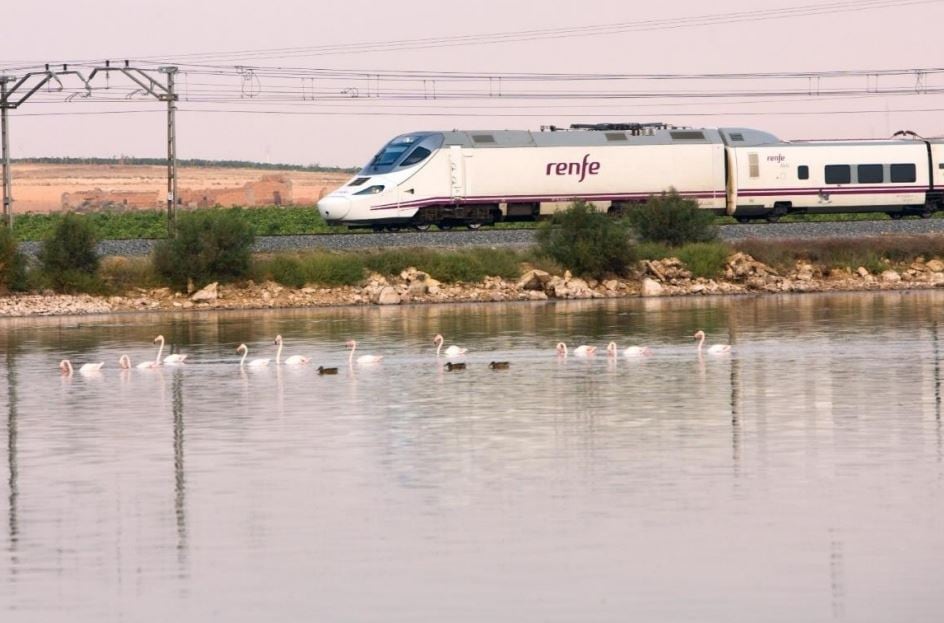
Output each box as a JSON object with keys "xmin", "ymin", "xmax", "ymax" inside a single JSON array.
[{"xmin": 317, "ymin": 124, "xmax": 944, "ymax": 229}]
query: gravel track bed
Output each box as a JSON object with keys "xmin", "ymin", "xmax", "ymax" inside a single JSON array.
[{"xmin": 17, "ymin": 219, "xmax": 944, "ymax": 257}]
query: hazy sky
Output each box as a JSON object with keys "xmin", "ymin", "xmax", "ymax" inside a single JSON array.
[{"xmin": 2, "ymin": 0, "xmax": 943, "ymax": 167}]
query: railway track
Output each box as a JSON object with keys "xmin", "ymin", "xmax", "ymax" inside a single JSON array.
[{"xmin": 18, "ymin": 218, "xmax": 944, "ymax": 257}]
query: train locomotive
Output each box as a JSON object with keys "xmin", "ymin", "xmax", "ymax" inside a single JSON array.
[{"xmin": 316, "ymin": 123, "xmax": 944, "ymax": 230}]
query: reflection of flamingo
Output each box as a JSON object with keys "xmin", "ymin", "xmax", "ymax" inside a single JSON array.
[
  {"xmin": 274, "ymin": 335, "xmax": 310, "ymax": 365},
  {"xmin": 606, "ymin": 341, "xmax": 652, "ymax": 358},
  {"xmin": 154, "ymin": 335, "xmax": 188, "ymax": 364},
  {"xmin": 236, "ymin": 344, "xmax": 270, "ymax": 368},
  {"xmin": 433, "ymin": 334, "xmax": 467, "ymax": 357},
  {"xmin": 556, "ymin": 343, "xmax": 596, "ymax": 357},
  {"xmin": 59, "ymin": 360, "xmax": 104, "ymax": 375},
  {"xmin": 347, "ymin": 340, "xmax": 383, "ymax": 365},
  {"xmin": 694, "ymin": 330, "xmax": 731, "ymax": 354},
  {"xmin": 119, "ymin": 354, "xmax": 159, "ymax": 369}
]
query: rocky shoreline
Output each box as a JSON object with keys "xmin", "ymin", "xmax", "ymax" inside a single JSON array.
[{"xmin": 1, "ymin": 252, "xmax": 943, "ymax": 317}]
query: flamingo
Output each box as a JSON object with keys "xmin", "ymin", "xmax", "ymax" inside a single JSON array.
[
  {"xmin": 433, "ymin": 334, "xmax": 467, "ymax": 357},
  {"xmin": 555, "ymin": 343, "xmax": 597, "ymax": 357},
  {"xmin": 274, "ymin": 335, "xmax": 310, "ymax": 365},
  {"xmin": 119, "ymin": 354, "xmax": 159, "ymax": 370},
  {"xmin": 606, "ymin": 341, "xmax": 652, "ymax": 358},
  {"xmin": 59, "ymin": 360, "xmax": 104, "ymax": 376},
  {"xmin": 694, "ymin": 330, "xmax": 731, "ymax": 354},
  {"xmin": 236, "ymin": 343, "xmax": 270, "ymax": 368},
  {"xmin": 153, "ymin": 335, "xmax": 188, "ymax": 365},
  {"xmin": 346, "ymin": 340, "xmax": 383, "ymax": 365}
]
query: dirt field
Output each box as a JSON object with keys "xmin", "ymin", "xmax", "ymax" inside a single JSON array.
[{"xmin": 6, "ymin": 163, "xmax": 351, "ymax": 213}]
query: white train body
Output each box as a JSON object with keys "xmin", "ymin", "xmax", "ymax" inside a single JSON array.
[{"xmin": 317, "ymin": 125, "xmax": 944, "ymax": 228}]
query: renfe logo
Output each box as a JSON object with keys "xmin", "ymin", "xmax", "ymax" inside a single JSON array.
[{"xmin": 546, "ymin": 154, "xmax": 601, "ymax": 183}]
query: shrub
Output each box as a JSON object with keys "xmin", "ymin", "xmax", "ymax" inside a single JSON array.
[
  {"xmin": 100, "ymin": 256, "xmax": 161, "ymax": 291},
  {"xmin": 303, "ymin": 252, "xmax": 365, "ymax": 285},
  {"xmin": 0, "ymin": 226, "xmax": 27, "ymax": 292},
  {"xmin": 535, "ymin": 201, "xmax": 635, "ymax": 278},
  {"xmin": 264, "ymin": 255, "xmax": 307, "ymax": 288},
  {"xmin": 152, "ymin": 209, "xmax": 254, "ymax": 289},
  {"xmin": 39, "ymin": 213, "xmax": 102, "ymax": 292},
  {"xmin": 364, "ymin": 248, "xmax": 521, "ymax": 283},
  {"xmin": 625, "ymin": 190, "xmax": 718, "ymax": 245},
  {"xmin": 675, "ymin": 242, "xmax": 732, "ymax": 278}
]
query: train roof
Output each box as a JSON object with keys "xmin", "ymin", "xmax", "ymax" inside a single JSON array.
[{"xmin": 437, "ymin": 127, "xmax": 782, "ymax": 148}]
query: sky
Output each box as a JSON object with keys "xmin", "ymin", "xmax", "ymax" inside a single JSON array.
[{"xmin": 1, "ymin": 0, "xmax": 943, "ymax": 167}]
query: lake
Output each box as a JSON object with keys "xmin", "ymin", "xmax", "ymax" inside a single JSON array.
[{"xmin": 1, "ymin": 292, "xmax": 942, "ymax": 622}]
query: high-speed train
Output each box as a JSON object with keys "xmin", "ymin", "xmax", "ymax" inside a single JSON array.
[{"xmin": 316, "ymin": 123, "xmax": 944, "ymax": 230}]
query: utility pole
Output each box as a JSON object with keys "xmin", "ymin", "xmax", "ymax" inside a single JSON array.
[
  {"xmin": 1, "ymin": 76, "xmax": 13, "ymax": 229},
  {"xmin": 161, "ymin": 67, "xmax": 178, "ymax": 236}
]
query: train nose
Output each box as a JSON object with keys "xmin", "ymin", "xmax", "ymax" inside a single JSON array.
[{"xmin": 317, "ymin": 195, "xmax": 351, "ymax": 222}]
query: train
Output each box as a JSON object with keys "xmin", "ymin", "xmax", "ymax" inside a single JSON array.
[{"xmin": 316, "ymin": 123, "xmax": 944, "ymax": 230}]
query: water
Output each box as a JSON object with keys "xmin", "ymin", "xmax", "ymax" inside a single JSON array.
[{"xmin": 1, "ymin": 292, "xmax": 943, "ymax": 622}]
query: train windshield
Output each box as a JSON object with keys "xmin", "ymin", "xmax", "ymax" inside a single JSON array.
[{"xmin": 362, "ymin": 133, "xmax": 443, "ymax": 174}]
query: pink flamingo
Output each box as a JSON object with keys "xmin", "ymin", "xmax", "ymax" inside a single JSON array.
[
  {"xmin": 347, "ymin": 340, "xmax": 383, "ymax": 365},
  {"xmin": 433, "ymin": 334, "xmax": 467, "ymax": 357},
  {"xmin": 556, "ymin": 343, "xmax": 596, "ymax": 357},
  {"xmin": 154, "ymin": 335, "xmax": 188, "ymax": 364},
  {"xmin": 694, "ymin": 330, "xmax": 731, "ymax": 354},
  {"xmin": 274, "ymin": 335, "xmax": 310, "ymax": 365},
  {"xmin": 59, "ymin": 360, "xmax": 104, "ymax": 376},
  {"xmin": 119, "ymin": 354, "xmax": 159, "ymax": 370},
  {"xmin": 236, "ymin": 343, "xmax": 270, "ymax": 368},
  {"xmin": 606, "ymin": 342, "xmax": 652, "ymax": 358}
]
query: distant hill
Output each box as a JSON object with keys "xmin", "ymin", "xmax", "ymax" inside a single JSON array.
[{"xmin": 13, "ymin": 157, "xmax": 358, "ymax": 174}]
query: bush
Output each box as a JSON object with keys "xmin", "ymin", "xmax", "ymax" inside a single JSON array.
[
  {"xmin": 256, "ymin": 252, "xmax": 365, "ymax": 287},
  {"xmin": 152, "ymin": 209, "xmax": 255, "ymax": 289},
  {"xmin": 0, "ymin": 226, "xmax": 27, "ymax": 292},
  {"xmin": 675, "ymin": 242, "xmax": 732, "ymax": 278},
  {"xmin": 625, "ymin": 190, "xmax": 718, "ymax": 246},
  {"xmin": 535, "ymin": 201, "xmax": 635, "ymax": 278},
  {"xmin": 38, "ymin": 213, "xmax": 102, "ymax": 292}
]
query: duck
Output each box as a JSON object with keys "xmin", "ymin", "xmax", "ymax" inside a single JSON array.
[
  {"xmin": 488, "ymin": 361, "xmax": 511, "ymax": 370},
  {"xmin": 317, "ymin": 366, "xmax": 339, "ymax": 375},
  {"xmin": 444, "ymin": 362, "xmax": 466, "ymax": 371}
]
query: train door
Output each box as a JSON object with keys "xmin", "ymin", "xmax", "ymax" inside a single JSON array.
[
  {"xmin": 449, "ymin": 145, "xmax": 466, "ymax": 200},
  {"xmin": 725, "ymin": 147, "xmax": 738, "ymax": 216}
]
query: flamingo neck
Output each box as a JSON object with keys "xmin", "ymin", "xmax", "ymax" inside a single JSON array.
[
  {"xmin": 120, "ymin": 355, "xmax": 130, "ymax": 369},
  {"xmin": 697, "ymin": 333, "xmax": 705, "ymax": 351},
  {"xmin": 436, "ymin": 340, "xmax": 442, "ymax": 357},
  {"xmin": 276, "ymin": 341, "xmax": 282, "ymax": 365},
  {"xmin": 61, "ymin": 360, "xmax": 73, "ymax": 374},
  {"xmin": 239, "ymin": 348, "xmax": 247, "ymax": 367},
  {"xmin": 155, "ymin": 337, "xmax": 164, "ymax": 364},
  {"xmin": 348, "ymin": 342, "xmax": 356, "ymax": 364}
]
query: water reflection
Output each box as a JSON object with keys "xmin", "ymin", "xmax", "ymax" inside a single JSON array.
[{"xmin": 0, "ymin": 292, "xmax": 942, "ymax": 621}]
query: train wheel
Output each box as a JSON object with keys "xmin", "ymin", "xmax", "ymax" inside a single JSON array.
[
  {"xmin": 413, "ymin": 223, "xmax": 431, "ymax": 232},
  {"xmin": 438, "ymin": 222, "xmax": 453, "ymax": 231},
  {"xmin": 466, "ymin": 223, "xmax": 482, "ymax": 230},
  {"xmin": 765, "ymin": 214, "xmax": 781, "ymax": 223},
  {"xmin": 736, "ymin": 217, "xmax": 752, "ymax": 224},
  {"xmin": 889, "ymin": 212, "xmax": 904, "ymax": 220},
  {"xmin": 920, "ymin": 210, "xmax": 933, "ymax": 219},
  {"xmin": 386, "ymin": 225, "xmax": 401, "ymax": 232}
]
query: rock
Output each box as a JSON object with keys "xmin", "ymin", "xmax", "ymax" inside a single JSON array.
[
  {"xmin": 881, "ymin": 270, "xmax": 902, "ymax": 283},
  {"xmin": 603, "ymin": 279, "xmax": 619, "ymax": 291},
  {"xmin": 528, "ymin": 290, "xmax": 549, "ymax": 301},
  {"xmin": 190, "ymin": 282, "xmax": 218, "ymax": 302},
  {"xmin": 931, "ymin": 272, "xmax": 944, "ymax": 285},
  {"xmin": 857, "ymin": 266, "xmax": 870, "ymax": 278},
  {"xmin": 641, "ymin": 278, "xmax": 664, "ymax": 297},
  {"xmin": 927, "ymin": 259, "xmax": 944, "ymax": 273},
  {"xmin": 375, "ymin": 286, "xmax": 401, "ymax": 305},
  {"xmin": 408, "ymin": 280, "xmax": 428, "ymax": 296}
]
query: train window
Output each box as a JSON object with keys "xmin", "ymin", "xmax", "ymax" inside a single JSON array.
[
  {"xmin": 348, "ymin": 177, "xmax": 369, "ymax": 187},
  {"xmin": 729, "ymin": 133, "xmax": 745, "ymax": 142},
  {"xmin": 605, "ymin": 132, "xmax": 627, "ymax": 141},
  {"xmin": 355, "ymin": 185, "xmax": 385, "ymax": 195},
  {"xmin": 825, "ymin": 165, "xmax": 851, "ymax": 184},
  {"xmin": 472, "ymin": 134, "xmax": 496, "ymax": 144},
  {"xmin": 798, "ymin": 165, "xmax": 809, "ymax": 180},
  {"xmin": 857, "ymin": 164, "xmax": 884, "ymax": 184},
  {"xmin": 749, "ymin": 153, "xmax": 759, "ymax": 178},
  {"xmin": 400, "ymin": 147, "xmax": 432, "ymax": 167},
  {"xmin": 670, "ymin": 131, "xmax": 706, "ymax": 141},
  {"xmin": 369, "ymin": 144, "xmax": 410, "ymax": 169},
  {"xmin": 890, "ymin": 163, "xmax": 917, "ymax": 183}
]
